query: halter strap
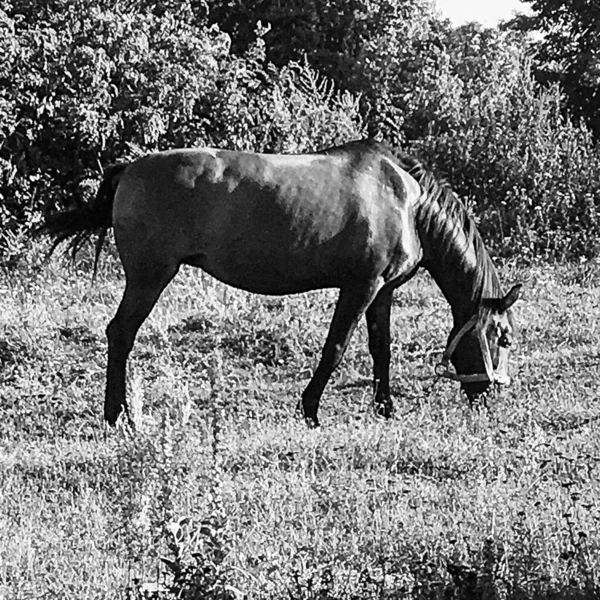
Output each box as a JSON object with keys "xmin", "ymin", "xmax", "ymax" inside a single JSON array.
[
  {"xmin": 435, "ymin": 308, "xmax": 506, "ymax": 384},
  {"xmin": 441, "ymin": 314, "xmax": 478, "ymax": 364}
]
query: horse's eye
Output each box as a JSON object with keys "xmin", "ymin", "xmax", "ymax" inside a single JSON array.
[{"xmin": 498, "ymin": 332, "xmax": 512, "ymax": 348}]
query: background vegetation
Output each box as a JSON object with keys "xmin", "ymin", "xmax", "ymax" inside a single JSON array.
[{"xmin": 1, "ymin": 0, "xmax": 600, "ymax": 264}]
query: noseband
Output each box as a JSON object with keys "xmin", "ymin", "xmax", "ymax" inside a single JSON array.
[{"xmin": 435, "ymin": 309, "xmax": 509, "ymax": 384}]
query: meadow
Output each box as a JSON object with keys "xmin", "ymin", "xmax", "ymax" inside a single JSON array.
[{"xmin": 1, "ymin": 251, "xmax": 599, "ymax": 599}]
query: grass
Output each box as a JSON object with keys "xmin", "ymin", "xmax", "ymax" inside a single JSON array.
[{"xmin": 1, "ymin": 250, "xmax": 600, "ymax": 599}]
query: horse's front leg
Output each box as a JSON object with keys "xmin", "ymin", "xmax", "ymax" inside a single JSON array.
[
  {"xmin": 365, "ymin": 286, "xmax": 394, "ymax": 418},
  {"xmin": 301, "ymin": 281, "xmax": 382, "ymax": 427}
]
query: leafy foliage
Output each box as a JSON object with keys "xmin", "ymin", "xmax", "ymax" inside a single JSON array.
[
  {"xmin": 208, "ymin": 0, "xmax": 433, "ymax": 79},
  {"xmin": 508, "ymin": 0, "xmax": 600, "ymax": 139},
  {"xmin": 202, "ymin": 32, "xmax": 365, "ymax": 153},
  {"xmin": 407, "ymin": 30, "xmax": 600, "ymax": 259},
  {"xmin": 2, "ymin": 0, "xmax": 600, "ymax": 264},
  {"xmin": 0, "ymin": 0, "xmax": 364, "ymax": 263},
  {"xmin": 1, "ymin": 0, "xmax": 227, "ymax": 256},
  {"xmin": 205, "ymin": 0, "xmax": 600, "ymax": 261},
  {"xmin": 207, "ymin": 0, "xmax": 441, "ymax": 140}
]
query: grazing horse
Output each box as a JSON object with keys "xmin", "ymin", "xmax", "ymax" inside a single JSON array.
[{"xmin": 43, "ymin": 139, "xmax": 521, "ymax": 427}]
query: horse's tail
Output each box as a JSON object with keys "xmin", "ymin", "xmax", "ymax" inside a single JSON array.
[{"xmin": 39, "ymin": 163, "xmax": 129, "ymax": 274}]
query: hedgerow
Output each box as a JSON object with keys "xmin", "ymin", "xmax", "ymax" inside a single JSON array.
[
  {"xmin": 1, "ymin": 0, "xmax": 600, "ymax": 263},
  {"xmin": 207, "ymin": 0, "xmax": 600, "ymax": 261},
  {"xmin": 0, "ymin": 0, "xmax": 364, "ymax": 264},
  {"xmin": 405, "ymin": 30, "xmax": 600, "ymax": 260}
]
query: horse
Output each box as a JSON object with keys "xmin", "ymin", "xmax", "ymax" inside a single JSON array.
[{"xmin": 42, "ymin": 139, "xmax": 521, "ymax": 427}]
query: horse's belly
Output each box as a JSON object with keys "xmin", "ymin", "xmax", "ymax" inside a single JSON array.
[{"xmin": 186, "ymin": 248, "xmax": 342, "ymax": 295}]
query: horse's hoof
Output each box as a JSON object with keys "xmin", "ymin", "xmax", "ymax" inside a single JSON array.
[
  {"xmin": 298, "ymin": 398, "xmax": 320, "ymax": 428},
  {"xmin": 304, "ymin": 415, "xmax": 320, "ymax": 429},
  {"xmin": 104, "ymin": 405, "xmax": 122, "ymax": 427},
  {"xmin": 374, "ymin": 402, "xmax": 394, "ymax": 420}
]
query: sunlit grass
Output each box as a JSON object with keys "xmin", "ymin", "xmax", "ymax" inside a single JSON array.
[{"xmin": 1, "ymin": 253, "xmax": 599, "ymax": 598}]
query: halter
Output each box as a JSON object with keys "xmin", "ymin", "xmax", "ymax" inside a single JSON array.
[{"xmin": 435, "ymin": 307, "xmax": 510, "ymax": 385}]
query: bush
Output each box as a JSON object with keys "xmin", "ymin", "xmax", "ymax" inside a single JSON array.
[
  {"xmin": 0, "ymin": 0, "xmax": 226, "ymax": 257},
  {"xmin": 208, "ymin": 0, "xmax": 435, "ymax": 84},
  {"xmin": 208, "ymin": 0, "xmax": 600, "ymax": 260},
  {"xmin": 2, "ymin": 0, "xmax": 600, "ymax": 264},
  {"xmin": 203, "ymin": 31, "xmax": 365, "ymax": 154},
  {"xmin": 0, "ymin": 0, "xmax": 364, "ymax": 264},
  {"xmin": 207, "ymin": 0, "xmax": 439, "ymax": 143},
  {"xmin": 406, "ymin": 35, "xmax": 600, "ymax": 260}
]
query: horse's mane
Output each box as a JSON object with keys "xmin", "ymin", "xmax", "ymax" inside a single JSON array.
[
  {"xmin": 377, "ymin": 142, "xmax": 502, "ymax": 303},
  {"xmin": 320, "ymin": 138, "xmax": 503, "ymax": 302}
]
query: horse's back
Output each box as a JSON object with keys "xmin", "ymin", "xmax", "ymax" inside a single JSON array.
[{"xmin": 112, "ymin": 144, "xmax": 423, "ymax": 294}]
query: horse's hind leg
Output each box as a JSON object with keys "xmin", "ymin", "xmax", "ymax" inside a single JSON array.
[
  {"xmin": 365, "ymin": 287, "xmax": 394, "ymax": 418},
  {"xmin": 301, "ymin": 281, "xmax": 382, "ymax": 427},
  {"xmin": 105, "ymin": 263, "xmax": 179, "ymax": 425}
]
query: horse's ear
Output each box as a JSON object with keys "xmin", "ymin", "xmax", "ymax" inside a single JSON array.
[
  {"xmin": 500, "ymin": 283, "xmax": 522, "ymax": 312},
  {"xmin": 481, "ymin": 283, "xmax": 523, "ymax": 313}
]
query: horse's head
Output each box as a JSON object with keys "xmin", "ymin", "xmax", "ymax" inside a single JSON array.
[{"xmin": 439, "ymin": 284, "xmax": 522, "ymax": 399}]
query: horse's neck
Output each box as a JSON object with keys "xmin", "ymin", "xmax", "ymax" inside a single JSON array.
[{"xmin": 416, "ymin": 194, "xmax": 500, "ymax": 324}]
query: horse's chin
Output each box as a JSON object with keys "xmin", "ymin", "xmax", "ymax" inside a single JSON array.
[{"xmin": 462, "ymin": 380, "xmax": 492, "ymax": 402}]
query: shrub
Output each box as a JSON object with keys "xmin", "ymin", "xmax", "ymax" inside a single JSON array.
[
  {"xmin": 208, "ymin": 0, "xmax": 600, "ymax": 260},
  {"xmin": 0, "ymin": 0, "xmax": 364, "ymax": 265},
  {"xmin": 407, "ymin": 38, "xmax": 600, "ymax": 260},
  {"xmin": 0, "ymin": 0, "xmax": 226, "ymax": 258},
  {"xmin": 3, "ymin": 0, "xmax": 600, "ymax": 264},
  {"xmin": 204, "ymin": 32, "xmax": 365, "ymax": 154}
]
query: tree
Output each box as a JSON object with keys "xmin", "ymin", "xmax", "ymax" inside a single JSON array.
[
  {"xmin": 207, "ymin": 0, "xmax": 435, "ymax": 90},
  {"xmin": 0, "ymin": 0, "xmax": 364, "ymax": 264},
  {"xmin": 508, "ymin": 0, "xmax": 600, "ymax": 138},
  {"xmin": 0, "ymin": 0, "xmax": 228, "ymax": 227}
]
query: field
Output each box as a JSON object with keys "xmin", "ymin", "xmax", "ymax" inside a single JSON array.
[{"xmin": 1, "ymin": 253, "xmax": 599, "ymax": 599}]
